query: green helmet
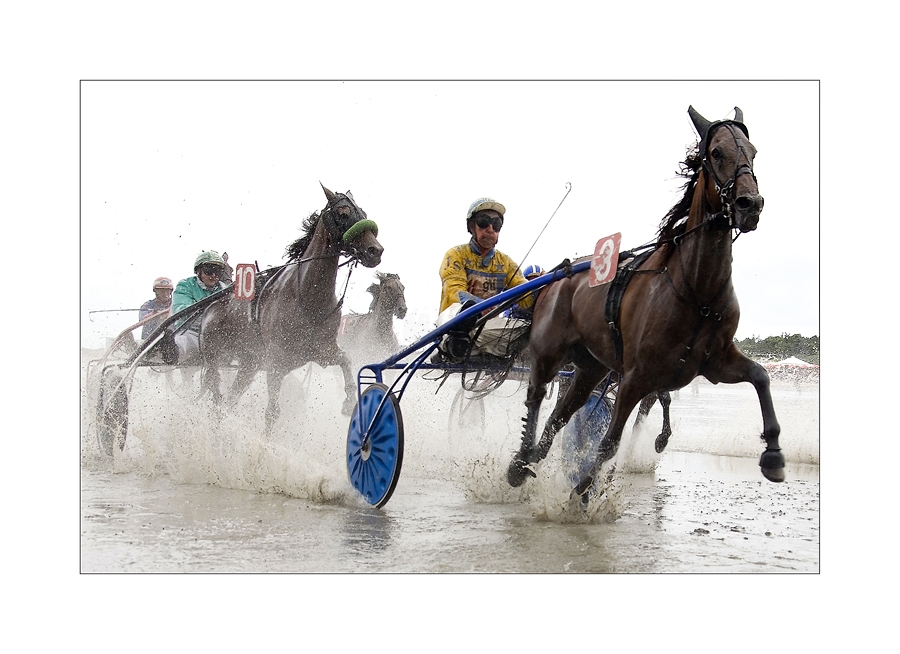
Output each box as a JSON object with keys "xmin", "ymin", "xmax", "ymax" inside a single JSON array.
[{"xmin": 194, "ymin": 250, "xmax": 226, "ymax": 272}]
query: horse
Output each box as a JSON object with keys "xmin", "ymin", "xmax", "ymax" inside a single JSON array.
[
  {"xmin": 199, "ymin": 184, "xmax": 383, "ymax": 430},
  {"xmin": 338, "ymin": 272, "xmax": 407, "ymax": 365},
  {"xmin": 507, "ymin": 106, "xmax": 783, "ymax": 501}
]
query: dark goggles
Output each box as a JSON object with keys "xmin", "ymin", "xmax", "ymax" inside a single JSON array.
[
  {"xmin": 473, "ymin": 213, "xmax": 503, "ymax": 231},
  {"xmin": 200, "ymin": 265, "xmax": 224, "ymax": 277}
]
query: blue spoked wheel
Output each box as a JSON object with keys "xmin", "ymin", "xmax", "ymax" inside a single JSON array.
[
  {"xmin": 562, "ymin": 391, "xmax": 613, "ymax": 486},
  {"xmin": 347, "ymin": 383, "xmax": 404, "ymax": 508}
]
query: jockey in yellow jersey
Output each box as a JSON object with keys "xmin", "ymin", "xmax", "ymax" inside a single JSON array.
[
  {"xmin": 439, "ymin": 197, "xmax": 534, "ymax": 313},
  {"xmin": 437, "ymin": 197, "xmax": 534, "ymax": 359}
]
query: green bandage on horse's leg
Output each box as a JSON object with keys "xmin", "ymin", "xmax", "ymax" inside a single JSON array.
[{"xmin": 343, "ymin": 219, "xmax": 379, "ymax": 243}]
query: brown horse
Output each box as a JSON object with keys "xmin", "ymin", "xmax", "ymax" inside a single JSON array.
[
  {"xmin": 338, "ymin": 272, "xmax": 407, "ymax": 365},
  {"xmin": 508, "ymin": 106, "xmax": 783, "ymax": 500},
  {"xmin": 199, "ymin": 184, "xmax": 383, "ymax": 429}
]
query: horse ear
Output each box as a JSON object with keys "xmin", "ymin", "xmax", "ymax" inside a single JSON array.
[
  {"xmin": 688, "ymin": 105, "xmax": 711, "ymax": 139},
  {"xmin": 320, "ymin": 182, "xmax": 335, "ymax": 202},
  {"xmin": 733, "ymin": 107, "xmax": 743, "ymax": 123}
]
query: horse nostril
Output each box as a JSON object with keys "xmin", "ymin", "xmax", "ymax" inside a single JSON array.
[{"xmin": 736, "ymin": 194, "xmax": 763, "ymax": 213}]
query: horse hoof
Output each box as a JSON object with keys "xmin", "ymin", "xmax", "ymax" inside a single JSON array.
[
  {"xmin": 761, "ymin": 467, "xmax": 785, "ymax": 483},
  {"xmin": 654, "ymin": 434, "xmax": 670, "ymax": 454},
  {"xmin": 507, "ymin": 459, "xmax": 536, "ymax": 487},
  {"xmin": 568, "ymin": 487, "xmax": 590, "ymax": 508},
  {"xmin": 759, "ymin": 448, "xmax": 785, "ymax": 482}
]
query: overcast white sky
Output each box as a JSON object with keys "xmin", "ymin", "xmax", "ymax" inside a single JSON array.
[{"xmin": 81, "ymin": 80, "xmax": 818, "ymax": 348}]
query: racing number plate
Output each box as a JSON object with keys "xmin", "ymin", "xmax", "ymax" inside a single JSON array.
[
  {"xmin": 234, "ymin": 263, "xmax": 256, "ymax": 300},
  {"xmin": 589, "ymin": 233, "xmax": 621, "ymax": 287}
]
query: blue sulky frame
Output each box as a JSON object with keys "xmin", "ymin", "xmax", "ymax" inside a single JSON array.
[{"xmin": 346, "ymin": 259, "xmax": 618, "ymax": 508}]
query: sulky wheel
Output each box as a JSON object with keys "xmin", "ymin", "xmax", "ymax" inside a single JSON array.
[
  {"xmin": 347, "ymin": 383, "xmax": 404, "ymax": 508},
  {"xmin": 96, "ymin": 368, "xmax": 129, "ymax": 457}
]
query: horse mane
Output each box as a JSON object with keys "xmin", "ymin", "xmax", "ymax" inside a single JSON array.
[
  {"xmin": 657, "ymin": 143, "xmax": 704, "ymax": 242},
  {"xmin": 366, "ymin": 280, "xmax": 381, "ymax": 312},
  {"xmin": 285, "ymin": 211, "xmax": 322, "ymax": 262}
]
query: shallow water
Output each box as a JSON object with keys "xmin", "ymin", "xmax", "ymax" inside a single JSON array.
[{"xmin": 81, "ymin": 359, "xmax": 819, "ymax": 573}]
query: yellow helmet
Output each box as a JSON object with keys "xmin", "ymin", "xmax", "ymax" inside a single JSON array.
[{"xmin": 466, "ymin": 197, "xmax": 506, "ymax": 222}]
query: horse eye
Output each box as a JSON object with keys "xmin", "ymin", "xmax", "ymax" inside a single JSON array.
[{"xmin": 711, "ymin": 148, "xmax": 722, "ymax": 160}]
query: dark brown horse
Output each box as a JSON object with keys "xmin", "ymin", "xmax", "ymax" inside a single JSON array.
[
  {"xmin": 338, "ymin": 272, "xmax": 407, "ymax": 364},
  {"xmin": 508, "ymin": 106, "xmax": 783, "ymax": 500},
  {"xmin": 199, "ymin": 185, "xmax": 383, "ymax": 429}
]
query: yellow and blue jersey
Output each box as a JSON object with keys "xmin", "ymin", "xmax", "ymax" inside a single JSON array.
[{"xmin": 438, "ymin": 240, "xmax": 534, "ymax": 314}]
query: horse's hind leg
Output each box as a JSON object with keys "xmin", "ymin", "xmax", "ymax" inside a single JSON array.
[
  {"xmin": 654, "ymin": 390, "xmax": 672, "ymax": 453},
  {"xmin": 264, "ymin": 367, "xmax": 286, "ymax": 434},
  {"xmin": 533, "ymin": 364, "xmax": 609, "ymax": 462},
  {"xmin": 227, "ymin": 356, "xmax": 262, "ymax": 406},
  {"xmin": 507, "ymin": 356, "xmax": 565, "ymax": 487},
  {"xmin": 631, "ymin": 391, "xmax": 673, "ymax": 453},
  {"xmin": 507, "ymin": 375, "xmax": 551, "ymax": 486},
  {"xmin": 632, "ymin": 394, "xmax": 656, "ymax": 432},
  {"xmin": 508, "ymin": 364, "xmax": 608, "ymax": 487},
  {"xmin": 336, "ymin": 349, "xmax": 356, "ymax": 416}
]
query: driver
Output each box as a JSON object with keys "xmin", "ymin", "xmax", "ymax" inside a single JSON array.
[
  {"xmin": 139, "ymin": 277, "xmax": 174, "ymax": 341},
  {"xmin": 437, "ymin": 197, "xmax": 534, "ymax": 359},
  {"xmin": 163, "ymin": 250, "xmax": 229, "ymax": 365}
]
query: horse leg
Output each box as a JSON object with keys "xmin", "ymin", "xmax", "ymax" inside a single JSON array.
[
  {"xmin": 631, "ymin": 391, "xmax": 673, "ymax": 453},
  {"xmin": 508, "ymin": 364, "xmax": 607, "ymax": 487},
  {"xmin": 226, "ymin": 362, "xmax": 259, "ymax": 406},
  {"xmin": 264, "ymin": 367, "xmax": 285, "ymax": 434},
  {"xmin": 654, "ymin": 390, "xmax": 673, "ymax": 453},
  {"xmin": 507, "ymin": 375, "xmax": 551, "ymax": 486},
  {"xmin": 707, "ymin": 346, "xmax": 784, "ymax": 482},
  {"xmin": 199, "ymin": 364, "xmax": 223, "ymax": 404},
  {"xmin": 198, "ymin": 339, "xmax": 224, "ymax": 408},
  {"xmin": 533, "ymin": 365, "xmax": 609, "ymax": 463},
  {"xmin": 572, "ymin": 382, "xmax": 644, "ymax": 503},
  {"xmin": 632, "ymin": 394, "xmax": 656, "ymax": 432},
  {"xmin": 336, "ymin": 349, "xmax": 357, "ymax": 416}
]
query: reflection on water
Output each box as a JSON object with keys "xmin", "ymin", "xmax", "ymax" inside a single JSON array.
[
  {"xmin": 81, "ymin": 362, "xmax": 819, "ymax": 572},
  {"xmin": 341, "ymin": 509, "xmax": 395, "ymax": 555}
]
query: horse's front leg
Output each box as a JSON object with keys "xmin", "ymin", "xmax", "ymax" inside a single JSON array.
[{"xmin": 707, "ymin": 345, "xmax": 784, "ymax": 482}]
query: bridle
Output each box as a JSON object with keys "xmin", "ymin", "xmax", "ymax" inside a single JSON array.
[{"xmin": 700, "ymin": 122, "xmax": 758, "ymax": 231}]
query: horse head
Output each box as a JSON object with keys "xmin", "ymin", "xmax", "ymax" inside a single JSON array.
[
  {"xmin": 321, "ymin": 183, "xmax": 384, "ymax": 267},
  {"xmin": 688, "ymin": 106, "xmax": 764, "ymax": 233},
  {"xmin": 368, "ymin": 272, "xmax": 408, "ymax": 319}
]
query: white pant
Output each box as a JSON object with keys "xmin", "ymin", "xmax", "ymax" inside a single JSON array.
[
  {"xmin": 175, "ymin": 330, "xmax": 202, "ymax": 365},
  {"xmin": 436, "ymin": 303, "xmax": 530, "ymax": 358}
]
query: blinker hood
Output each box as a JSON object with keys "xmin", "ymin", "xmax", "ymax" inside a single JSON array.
[{"xmin": 688, "ymin": 105, "xmax": 749, "ymax": 156}]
